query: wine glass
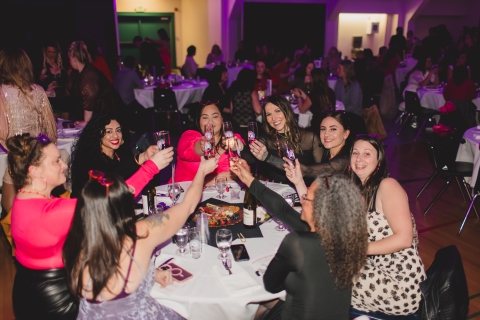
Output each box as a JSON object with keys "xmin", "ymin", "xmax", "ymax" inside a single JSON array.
[
  {"xmin": 275, "ymin": 193, "xmax": 294, "ymax": 231},
  {"xmin": 168, "ymin": 183, "xmax": 181, "ymax": 206},
  {"xmin": 204, "ymin": 124, "xmax": 215, "ymax": 159},
  {"xmin": 223, "ymin": 121, "xmax": 234, "ymax": 139},
  {"xmin": 247, "ymin": 122, "xmax": 257, "ymax": 145},
  {"xmin": 228, "ymin": 138, "xmax": 240, "ymax": 167},
  {"xmin": 282, "ymin": 142, "xmax": 296, "ymax": 169},
  {"xmin": 216, "ymin": 228, "xmax": 232, "ymax": 260},
  {"xmin": 174, "ymin": 227, "xmax": 189, "ymax": 255},
  {"xmin": 153, "ymin": 131, "xmax": 171, "ymax": 150},
  {"xmin": 215, "ymin": 177, "xmax": 227, "ymax": 199}
]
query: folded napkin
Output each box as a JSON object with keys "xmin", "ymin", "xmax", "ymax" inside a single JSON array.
[
  {"xmin": 212, "ymin": 263, "xmax": 261, "ymax": 297},
  {"xmin": 432, "ymin": 124, "xmax": 455, "ymax": 137},
  {"xmin": 258, "ymin": 181, "xmax": 296, "ymax": 195},
  {"xmin": 438, "ymin": 101, "xmax": 456, "ymax": 113}
]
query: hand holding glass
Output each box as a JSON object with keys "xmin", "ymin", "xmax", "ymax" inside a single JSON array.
[
  {"xmin": 204, "ymin": 124, "xmax": 215, "ymax": 159},
  {"xmin": 153, "ymin": 131, "xmax": 171, "ymax": 150}
]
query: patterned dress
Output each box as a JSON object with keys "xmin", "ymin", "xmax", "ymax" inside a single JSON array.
[
  {"xmin": 351, "ymin": 186, "xmax": 427, "ymax": 316},
  {"xmin": 78, "ymin": 257, "xmax": 184, "ymax": 320}
]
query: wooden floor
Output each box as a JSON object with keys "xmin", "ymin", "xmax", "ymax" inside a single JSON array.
[{"xmin": 1, "ymin": 140, "xmax": 480, "ymax": 319}]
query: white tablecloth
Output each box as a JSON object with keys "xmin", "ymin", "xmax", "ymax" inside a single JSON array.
[
  {"xmin": 456, "ymin": 126, "xmax": 480, "ymax": 187},
  {"xmin": 150, "ymin": 181, "xmax": 295, "ymax": 320},
  {"xmin": 134, "ymin": 82, "xmax": 209, "ymax": 114},
  {"xmin": 417, "ymin": 88, "xmax": 480, "ymax": 111},
  {"xmin": 327, "ymin": 77, "xmax": 337, "ymax": 90}
]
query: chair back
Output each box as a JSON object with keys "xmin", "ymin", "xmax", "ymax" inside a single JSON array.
[
  {"xmin": 424, "ymin": 128, "xmax": 463, "ymax": 171},
  {"xmin": 153, "ymin": 88, "xmax": 178, "ymax": 112},
  {"xmin": 404, "ymin": 91, "xmax": 423, "ymax": 115},
  {"xmin": 195, "ymin": 68, "xmax": 211, "ymax": 80},
  {"xmin": 450, "ymin": 100, "xmax": 477, "ymax": 131},
  {"xmin": 418, "ymin": 245, "xmax": 469, "ymax": 320}
]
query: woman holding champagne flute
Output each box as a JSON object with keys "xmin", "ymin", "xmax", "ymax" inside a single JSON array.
[{"xmin": 174, "ymin": 101, "xmax": 245, "ymax": 184}]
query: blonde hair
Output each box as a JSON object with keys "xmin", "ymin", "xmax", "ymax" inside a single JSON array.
[
  {"xmin": 68, "ymin": 41, "xmax": 91, "ymax": 64},
  {"xmin": 42, "ymin": 42, "xmax": 63, "ymax": 71}
]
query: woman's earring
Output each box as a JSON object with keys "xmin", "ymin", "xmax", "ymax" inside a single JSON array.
[
  {"xmin": 32, "ymin": 177, "xmax": 47, "ymax": 192},
  {"xmin": 347, "ymin": 165, "xmax": 351, "ymax": 172},
  {"xmin": 121, "ymin": 139, "xmax": 124, "ymax": 145},
  {"xmin": 376, "ymin": 165, "xmax": 380, "ymax": 172}
]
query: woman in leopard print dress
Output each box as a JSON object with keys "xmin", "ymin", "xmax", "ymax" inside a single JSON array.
[{"xmin": 349, "ymin": 136, "xmax": 426, "ymax": 316}]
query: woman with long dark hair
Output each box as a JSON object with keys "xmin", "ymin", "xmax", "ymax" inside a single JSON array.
[
  {"xmin": 8, "ymin": 133, "xmax": 173, "ymax": 319},
  {"xmin": 334, "ymin": 60, "xmax": 363, "ymax": 116},
  {"xmin": 0, "ymin": 45, "xmax": 57, "ymax": 213},
  {"xmin": 231, "ymin": 160, "xmax": 368, "ymax": 319},
  {"xmin": 253, "ymin": 60, "xmax": 278, "ymax": 92},
  {"xmin": 229, "ymin": 68, "xmax": 262, "ymax": 127},
  {"xmin": 69, "ymin": 112, "xmax": 159, "ymax": 197},
  {"xmin": 202, "ymin": 65, "xmax": 231, "ymax": 115},
  {"xmin": 64, "ymin": 157, "xmax": 217, "ymax": 319},
  {"xmin": 249, "ymin": 95, "xmax": 323, "ymax": 184},
  {"xmin": 174, "ymin": 101, "xmax": 245, "ymax": 183},
  {"xmin": 349, "ymin": 135, "xmax": 426, "ymax": 315}
]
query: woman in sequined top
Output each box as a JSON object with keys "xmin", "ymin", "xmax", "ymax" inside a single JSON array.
[{"xmin": 0, "ymin": 45, "xmax": 57, "ymax": 212}]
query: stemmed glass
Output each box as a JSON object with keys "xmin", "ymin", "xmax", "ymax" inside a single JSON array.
[
  {"xmin": 216, "ymin": 228, "xmax": 232, "ymax": 260},
  {"xmin": 282, "ymin": 142, "xmax": 296, "ymax": 168},
  {"xmin": 174, "ymin": 227, "xmax": 189, "ymax": 255},
  {"xmin": 228, "ymin": 138, "xmax": 241, "ymax": 167},
  {"xmin": 153, "ymin": 131, "xmax": 171, "ymax": 150},
  {"xmin": 247, "ymin": 122, "xmax": 257, "ymax": 145},
  {"xmin": 168, "ymin": 183, "xmax": 181, "ymax": 206},
  {"xmin": 215, "ymin": 177, "xmax": 227, "ymax": 199},
  {"xmin": 223, "ymin": 121, "xmax": 234, "ymax": 139},
  {"xmin": 204, "ymin": 124, "xmax": 215, "ymax": 159},
  {"xmin": 275, "ymin": 193, "xmax": 294, "ymax": 231}
]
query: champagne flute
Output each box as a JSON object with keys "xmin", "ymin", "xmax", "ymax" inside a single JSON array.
[
  {"xmin": 204, "ymin": 124, "xmax": 215, "ymax": 159},
  {"xmin": 168, "ymin": 183, "xmax": 181, "ymax": 206},
  {"xmin": 174, "ymin": 227, "xmax": 189, "ymax": 255},
  {"xmin": 223, "ymin": 121, "xmax": 234, "ymax": 139},
  {"xmin": 282, "ymin": 142, "xmax": 296, "ymax": 169},
  {"xmin": 153, "ymin": 131, "xmax": 171, "ymax": 150},
  {"xmin": 228, "ymin": 138, "xmax": 240, "ymax": 167},
  {"xmin": 216, "ymin": 228, "xmax": 232, "ymax": 260},
  {"xmin": 215, "ymin": 177, "xmax": 227, "ymax": 199},
  {"xmin": 247, "ymin": 122, "xmax": 257, "ymax": 145}
]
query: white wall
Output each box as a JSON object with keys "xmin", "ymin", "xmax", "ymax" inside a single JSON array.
[{"xmin": 337, "ymin": 13, "xmax": 388, "ymax": 58}]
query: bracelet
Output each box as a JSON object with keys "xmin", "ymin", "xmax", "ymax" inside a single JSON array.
[{"xmin": 134, "ymin": 153, "xmax": 141, "ymax": 165}]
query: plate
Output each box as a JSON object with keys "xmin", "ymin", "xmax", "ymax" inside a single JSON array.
[{"xmin": 192, "ymin": 203, "xmax": 243, "ymax": 227}]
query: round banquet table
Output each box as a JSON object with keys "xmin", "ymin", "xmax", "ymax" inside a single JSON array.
[
  {"xmin": 204, "ymin": 63, "xmax": 255, "ymax": 88},
  {"xmin": 150, "ymin": 180, "xmax": 296, "ymax": 320},
  {"xmin": 417, "ymin": 87, "xmax": 480, "ymax": 111},
  {"xmin": 456, "ymin": 126, "xmax": 480, "ymax": 187},
  {"xmin": 290, "ymin": 100, "xmax": 345, "ymax": 128},
  {"xmin": 134, "ymin": 81, "xmax": 209, "ymax": 114},
  {"xmin": 0, "ymin": 120, "xmax": 79, "ymax": 188}
]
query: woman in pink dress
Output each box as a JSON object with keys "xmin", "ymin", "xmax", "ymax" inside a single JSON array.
[{"xmin": 174, "ymin": 101, "xmax": 245, "ymax": 184}]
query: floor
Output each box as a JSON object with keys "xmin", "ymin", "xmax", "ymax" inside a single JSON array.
[{"xmin": 1, "ymin": 122, "xmax": 480, "ymax": 319}]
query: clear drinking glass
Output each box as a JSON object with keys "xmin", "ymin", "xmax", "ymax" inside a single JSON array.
[
  {"xmin": 215, "ymin": 177, "xmax": 227, "ymax": 199},
  {"xmin": 275, "ymin": 193, "xmax": 294, "ymax": 231},
  {"xmin": 282, "ymin": 142, "xmax": 296, "ymax": 168},
  {"xmin": 216, "ymin": 228, "xmax": 232, "ymax": 260},
  {"xmin": 168, "ymin": 183, "xmax": 181, "ymax": 206},
  {"xmin": 223, "ymin": 121, "xmax": 234, "ymax": 139},
  {"xmin": 247, "ymin": 122, "xmax": 257, "ymax": 144},
  {"xmin": 228, "ymin": 139, "xmax": 240, "ymax": 167},
  {"xmin": 174, "ymin": 227, "xmax": 189, "ymax": 255},
  {"xmin": 189, "ymin": 228, "xmax": 202, "ymax": 259},
  {"xmin": 153, "ymin": 131, "xmax": 171, "ymax": 150},
  {"xmin": 204, "ymin": 124, "xmax": 215, "ymax": 159}
]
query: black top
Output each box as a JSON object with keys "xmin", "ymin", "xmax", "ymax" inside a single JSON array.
[
  {"xmin": 250, "ymin": 180, "xmax": 351, "ymax": 320},
  {"xmin": 140, "ymin": 41, "xmax": 165, "ymax": 75}
]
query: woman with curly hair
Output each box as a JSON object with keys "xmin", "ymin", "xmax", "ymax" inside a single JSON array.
[
  {"xmin": 349, "ymin": 135, "xmax": 426, "ymax": 316},
  {"xmin": 231, "ymin": 160, "xmax": 368, "ymax": 320},
  {"xmin": 70, "ymin": 112, "xmax": 159, "ymax": 197}
]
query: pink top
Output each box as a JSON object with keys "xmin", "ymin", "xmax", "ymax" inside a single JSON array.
[
  {"xmin": 11, "ymin": 160, "xmax": 159, "ymax": 270},
  {"xmin": 174, "ymin": 130, "xmax": 244, "ymax": 182}
]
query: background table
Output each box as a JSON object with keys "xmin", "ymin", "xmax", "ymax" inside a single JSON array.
[
  {"xmin": 150, "ymin": 181, "xmax": 295, "ymax": 320},
  {"xmin": 417, "ymin": 88, "xmax": 480, "ymax": 111},
  {"xmin": 456, "ymin": 126, "xmax": 480, "ymax": 187},
  {"xmin": 134, "ymin": 82, "xmax": 209, "ymax": 114},
  {"xmin": 204, "ymin": 63, "xmax": 255, "ymax": 88}
]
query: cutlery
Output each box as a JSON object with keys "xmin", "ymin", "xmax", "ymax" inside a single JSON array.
[
  {"xmin": 222, "ymin": 259, "xmax": 232, "ymax": 275},
  {"xmin": 159, "ymin": 257, "xmax": 174, "ymax": 267},
  {"xmin": 237, "ymin": 233, "xmax": 246, "ymax": 242}
]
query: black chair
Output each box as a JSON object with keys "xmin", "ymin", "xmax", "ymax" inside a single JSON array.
[
  {"xmin": 416, "ymin": 129, "xmax": 474, "ymax": 215},
  {"xmin": 458, "ymin": 166, "xmax": 480, "ymax": 235},
  {"xmin": 152, "ymin": 88, "xmax": 182, "ymax": 133},
  {"xmin": 397, "ymin": 91, "xmax": 440, "ymax": 141}
]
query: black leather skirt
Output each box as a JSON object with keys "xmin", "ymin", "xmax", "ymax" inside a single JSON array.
[{"xmin": 13, "ymin": 262, "xmax": 78, "ymax": 320}]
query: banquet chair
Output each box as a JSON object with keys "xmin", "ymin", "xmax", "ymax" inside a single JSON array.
[
  {"xmin": 152, "ymin": 88, "xmax": 182, "ymax": 133},
  {"xmin": 458, "ymin": 166, "xmax": 480, "ymax": 235},
  {"xmin": 416, "ymin": 129, "xmax": 474, "ymax": 215},
  {"xmin": 397, "ymin": 91, "xmax": 439, "ymax": 141}
]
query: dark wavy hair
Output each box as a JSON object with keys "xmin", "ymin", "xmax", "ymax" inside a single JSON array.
[
  {"xmin": 6, "ymin": 133, "xmax": 53, "ymax": 190},
  {"xmin": 313, "ymin": 174, "xmax": 368, "ymax": 289},
  {"xmin": 319, "ymin": 111, "xmax": 352, "ymax": 160},
  {"xmin": 70, "ymin": 113, "xmax": 124, "ymax": 195},
  {"xmin": 194, "ymin": 102, "xmax": 225, "ymax": 154},
  {"xmin": 349, "ymin": 135, "xmax": 388, "ymax": 209},
  {"xmin": 261, "ymin": 95, "xmax": 302, "ymax": 154},
  {"xmin": 339, "ymin": 60, "xmax": 356, "ymax": 89},
  {"xmin": 311, "ymin": 68, "xmax": 333, "ymax": 112},
  {"xmin": 63, "ymin": 172, "xmax": 142, "ymax": 301},
  {"xmin": 208, "ymin": 65, "xmax": 227, "ymax": 85},
  {"xmin": 0, "ymin": 46, "xmax": 35, "ymax": 98},
  {"xmin": 230, "ymin": 68, "xmax": 256, "ymax": 93}
]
